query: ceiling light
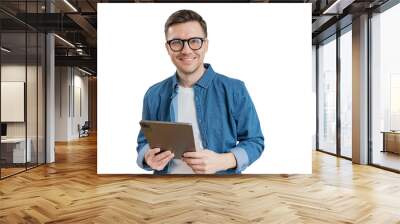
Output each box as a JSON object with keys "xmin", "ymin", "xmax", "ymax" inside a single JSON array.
[
  {"xmin": 78, "ymin": 67, "xmax": 93, "ymax": 76},
  {"xmin": 1, "ymin": 47, "xmax": 11, "ymax": 53},
  {"xmin": 63, "ymin": 0, "xmax": 78, "ymax": 12},
  {"xmin": 76, "ymin": 48, "xmax": 84, "ymax": 55},
  {"xmin": 54, "ymin": 34, "xmax": 75, "ymax": 48},
  {"xmin": 323, "ymin": 0, "xmax": 355, "ymax": 15}
]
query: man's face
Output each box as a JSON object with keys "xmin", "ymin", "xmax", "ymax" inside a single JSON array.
[{"xmin": 165, "ymin": 21, "xmax": 208, "ymax": 76}]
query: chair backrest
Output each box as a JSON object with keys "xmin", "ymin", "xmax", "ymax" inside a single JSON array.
[{"xmin": 82, "ymin": 121, "xmax": 90, "ymax": 129}]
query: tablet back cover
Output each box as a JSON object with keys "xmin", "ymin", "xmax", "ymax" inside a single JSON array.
[{"xmin": 140, "ymin": 120, "xmax": 196, "ymax": 158}]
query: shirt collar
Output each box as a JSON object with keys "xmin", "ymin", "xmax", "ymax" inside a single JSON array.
[{"xmin": 171, "ymin": 63, "xmax": 215, "ymax": 91}]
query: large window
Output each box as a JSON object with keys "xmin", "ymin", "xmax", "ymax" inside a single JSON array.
[
  {"xmin": 317, "ymin": 26, "xmax": 353, "ymax": 159},
  {"xmin": 371, "ymin": 3, "xmax": 400, "ymax": 171},
  {"xmin": 339, "ymin": 28, "xmax": 352, "ymax": 158},
  {"xmin": 318, "ymin": 36, "xmax": 337, "ymax": 154}
]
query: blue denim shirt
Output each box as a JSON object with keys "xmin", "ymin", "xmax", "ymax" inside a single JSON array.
[{"xmin": 136, "ymin": 64, "xmax": 264, "ymax": 174}]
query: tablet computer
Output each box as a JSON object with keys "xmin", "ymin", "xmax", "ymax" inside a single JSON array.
[{"xmin": 139, "ymin": 120, "xmax": 196, "ymax": 158}]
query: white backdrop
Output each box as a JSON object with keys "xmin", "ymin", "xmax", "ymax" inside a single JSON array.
[{"xmin": 98, "ymin": 3, "xmax": 312, "ymax": 174}]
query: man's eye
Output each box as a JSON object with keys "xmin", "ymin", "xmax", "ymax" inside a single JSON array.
[
  {"xmin": 170, "ymin": 40, "xmax": 182, "ymax": 45},
  {"xmin": 189, "ymin": 39, "xmax": 201, "ymax": 44}
]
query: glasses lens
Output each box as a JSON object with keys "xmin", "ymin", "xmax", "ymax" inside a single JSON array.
[
  {"xmin": 169, "ymin": 39, "xmax": 183, "ymax": 51},
  {"xmin": 188, "ymin": 38, "xmax": 203, "ymax": 50}
]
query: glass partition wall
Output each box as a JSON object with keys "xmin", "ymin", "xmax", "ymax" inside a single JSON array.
[
  {"xmin": 0, "ymin": 31, "xmax": 27, "ymax": 177},
  {"xmin": 0, "ymin": 2, "xmax": 46, "ymax": 179}
]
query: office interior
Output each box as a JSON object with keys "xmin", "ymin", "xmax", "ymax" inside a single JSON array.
[
  {"xmin": 0, "ymin": 0, "xmax": 97, "ymax": 179},
  {"xmin": 0, "ymin": 0, "xmax": 399, "ymax": 223}
]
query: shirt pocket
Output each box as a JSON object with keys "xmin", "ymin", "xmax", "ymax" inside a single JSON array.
[{"xmin": 207, "ymin": 106, "xmax": 236, "ymax": 153}]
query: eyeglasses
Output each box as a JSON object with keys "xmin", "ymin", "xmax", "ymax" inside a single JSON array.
[{"xmin": 166, "ymin": 37, "xmax": 205, "ymax": 52}]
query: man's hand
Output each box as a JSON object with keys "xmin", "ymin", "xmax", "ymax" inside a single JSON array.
[
  {"xmin": 144, "ymin": 148, "xmax": 174, "ymax": 171},
  {"xmin": 182, "ymin": 149, "xmax": 237, "ymax": 174}
]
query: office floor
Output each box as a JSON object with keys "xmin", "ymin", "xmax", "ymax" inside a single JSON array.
[
  {"xmin": 0, "ymin": 163, "xmax": 40, "ymax": 178},
  {"xmin": 0, "ymin": 135, "xmax": 400, "ymax": 223},
  {"xmin": 372, "ymin": 150, "xmax": 400, "ymax": 171},
  {"xmin": 0, "ymin": 167, "xmax": 25, "ymax": 177}
]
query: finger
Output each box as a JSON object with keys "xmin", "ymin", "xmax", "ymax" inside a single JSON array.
[
  {"xmin": 148, "ymin": 148, "xmax": 161, "ymax": 157},
  {"xmin": 154, "ymin": 150, "xmax": 172, "ymax": 161},
  {"xmin": 145, "ymin": 148, "xmax": 159, "ymax": 165},
  {"xmin": 183, "ymin": 151, "xmax": 204, "ymax": 158},
  {"xmin": 158, "ymin": 153, "xmax": 175, "ymax": 167},
  {"xmin": 190, "ymin": 165, "xmax": 205, "ymax": 172},
  {"xmin": 154, "ymin": 153, "xmax": 174, "ymax": 170},
  {"xmin": 183, "ymin": 158, "xmax": 204, "ymax": 166},
  {"xmin": 192, "ymin": 168, "xmax": 205, "ymax": 174}
]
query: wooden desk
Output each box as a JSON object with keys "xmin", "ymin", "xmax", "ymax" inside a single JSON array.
[
  {"xmin": 382, "ymin": 131, "xmax": 400, "ymax": 154},
  {"xmin": 1, "ymin": 138, "xmax": 32, "ymax": 164}
]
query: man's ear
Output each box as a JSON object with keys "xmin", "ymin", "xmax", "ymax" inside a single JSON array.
[
  {"xmin": 204, "ymin": 39, "xmax": 209, "ymax": 53},
  {"xmin": 164, "ymin": 43, "xmax": 171, "ymax": 55},
  {"xmin": 165, "ymin": 42, "xmax": 169, "ymax": 53}
]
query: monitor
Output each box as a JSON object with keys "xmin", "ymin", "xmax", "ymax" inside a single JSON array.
[{"xmin": 1, "ymin": 123, "xmax": 7, "ymax": 137}]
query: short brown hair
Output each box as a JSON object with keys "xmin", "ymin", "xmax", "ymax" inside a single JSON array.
[{"xmin": 164, "ymin": 9, "xmax": 207, "ymax": 38}]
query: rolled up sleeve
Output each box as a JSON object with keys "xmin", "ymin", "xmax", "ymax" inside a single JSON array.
[
  {"xmin": 136, "ymin": 143, "xmax": 152, "ymax": 171},
  {"xmin": 231, "ymin": 81, "xmax": 265, "ymax": 172},
  {"xmin": 230, "ymin": 147, "xmax": 249, "ymax": 172}
]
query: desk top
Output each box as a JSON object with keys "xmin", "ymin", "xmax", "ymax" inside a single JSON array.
[
  {"xmin": 381, "ymin": 131, "xmax": 400, "ymax": 134},
  {"xmin": 1, "ymin": 138, "xmax": 28, "ymax": 143}
]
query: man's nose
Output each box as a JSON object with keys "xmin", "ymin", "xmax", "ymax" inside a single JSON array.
[{"xmin": 181, "ymin": 41, "xmax": 192, "ymax": 54}]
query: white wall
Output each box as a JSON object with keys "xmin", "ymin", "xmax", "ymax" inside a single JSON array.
[
  {"xmin": 1, "ymin": 63, "xmax": 46, "ymax": 164},
  {"xmin": 72, "ymin": 70, "xmax": 89, "ymax": 136},
  {"xmin": 1, "ymin": 65, "xmax": 39, "ymax": 137},
  {"xmin": 55, "ymin": 67, "xmax": 89, "ymax": 141},
  {"xmin": 55, "ymin": 66, "xmax": 69, "ymax": 141},
  {"xmin": 1, "ymin": 65, "xmax": 26, "ymax": 133}
]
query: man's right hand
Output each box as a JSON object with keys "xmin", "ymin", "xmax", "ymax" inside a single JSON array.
[{"xmin": 144, "ymin": 148, "xmax": 174, "ymax": 171}]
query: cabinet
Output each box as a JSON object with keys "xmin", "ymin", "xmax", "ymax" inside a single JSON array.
[{"xmin": 382, "ymin": 131, "xmax": 400, "ymax": 154}]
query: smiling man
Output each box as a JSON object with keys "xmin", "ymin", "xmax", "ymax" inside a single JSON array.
[{"xmin": 136, "ymin": 9, "xmax": 264, "ymax": 174}]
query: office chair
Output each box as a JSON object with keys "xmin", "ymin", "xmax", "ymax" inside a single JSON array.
[{"xmin": 79, "ymin": 121, "xmax": 90, "ymax": 138}]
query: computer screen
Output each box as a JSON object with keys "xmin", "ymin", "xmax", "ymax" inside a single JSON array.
[{"xmin": 1, "ymin": 123, "xmax": 7, "ymax": 137}]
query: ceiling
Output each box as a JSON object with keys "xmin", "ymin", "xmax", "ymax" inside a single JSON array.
[{"xmin": 0, "ymin": 0, "xmax": 393, "ymax": 75}]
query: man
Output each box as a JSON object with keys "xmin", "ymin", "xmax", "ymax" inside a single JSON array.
[{"xmin": 137, "ymin": 9, "xmax": 264, "ymax": 174}]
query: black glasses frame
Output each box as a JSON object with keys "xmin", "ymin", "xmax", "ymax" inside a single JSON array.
[{"xmin": 166, "ymin": 37, "xmax": 205, "ymax": 52}]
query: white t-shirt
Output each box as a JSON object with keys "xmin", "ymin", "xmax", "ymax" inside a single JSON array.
[{"xmin": 169, "ymin": 86, "xmax": 204, "ymax": 174}]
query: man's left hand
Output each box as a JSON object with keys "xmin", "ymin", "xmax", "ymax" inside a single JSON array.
[{"xmin": 182, "ymin": 149, "xmax": 237, "ymax": 174}]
